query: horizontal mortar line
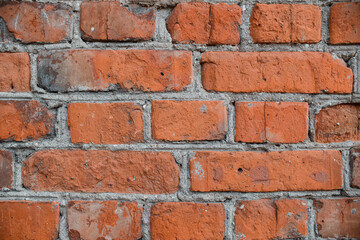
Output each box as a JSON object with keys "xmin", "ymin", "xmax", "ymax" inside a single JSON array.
[
  {"xmin": 1, "ymin": 142, "xmax": 359, "ymax": 151},
  {"xmin": 0, "ymin": 93, "xmax": 357, "ymax": 102},
  {"xmin": 0, "ymin": 190, "xmax": 355, "ymax": 202}
]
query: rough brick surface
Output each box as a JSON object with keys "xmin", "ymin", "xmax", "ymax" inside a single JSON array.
[
  {"xmin": 329, "ymin": 2, "xmax": 360, "ymax": 44},
  {"xmin": 235, "ymin": 199, "xmax": 308, "ymax": 239},
  {"xmin": 314, "ymin": 198, "xmax": 360, "ymax": 238},
  {"xmin": 351, "ymin": 148, "xmax": 360, "ymax": 188},
  {"xmin": 167, "ymin": 3, "xmax": 241, "ymax": 45},
  {"xmin": 315, "ymin": 104, "xmax": 360, "ymax": 143},
  {"xmin": 235, "ymin": 102, "xmax": 308, "ymax": 143},
  {"xmin": 190, "ymin": 150, "xmax": 342, "ymax": 192},
  {"xmin": 202, "ymin": 51, "xmax": 353, "ymax": 93},
  {"xmin": 250, "ymin": 4, "xmax": 321, "ymax": 43},
  {"xmin": 152, "ymin": 100, "xmax": 227, "ymax": 141},
  {"xmin": 151, "ymin": 202, "xmax": 225, "ymax": 239},
  {"xmin": 0, "ymin": 201, "xmax": 59, "ymax": 240},
  {"xmin": 0, "ymin": 101, "xmax": 54, "ymax": 141},
  {"xmin": 0, "ymin": 53, "xmax": 30, "ymax": 92},
  {"xmin": 22, "ymin": 150, "xmax": 180, "ymax": 194},
  {"xmin": 81, "ymin": 2, "xmax": 155, "ymax": 41},
  {"xmin": 0, "ymin": 150, "xmax": 12, "ymax": 189},
  {"xmin": 67, "ymin": 201, "xmax": 142, "ymax": 240},
  {"xmin": 68, "ymin": 102, "xmax": 144, "ymax": 144},
  {"xmin": 0, "ymin": 2, "xmax": 71, "ymax": 43},
  {"xmin": 38, "ymin": 50, "xmax": 192, "ymax": 92}
]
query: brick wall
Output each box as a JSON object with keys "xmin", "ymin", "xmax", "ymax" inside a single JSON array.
[{"xmin": 0, "ymin": 1, "xmax": 359, "ymax": 239}]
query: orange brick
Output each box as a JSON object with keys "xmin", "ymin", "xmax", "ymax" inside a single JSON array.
[
  {"xmin": 235, "ymin": 199, "xmax": 308, "ymax": 239},
  {"xmin": 68, "ymin": 201, "xmax": 142, "ymax": 240},
  {"xmin": 22, "ymin": 150, "xmax": 180, "ymax": 194},
  {"xmin": 0, "ymin": 201, "xmax": 59, "ymax": 240},
  {"xmin": 151, "ymin": 202, "xmax": 225, "ymax": 239},
  {"xmin": 351, "ymin": 148, "xmax": 360, "ymax": 188},
  {"xmin": 201, "ymin": 52, "xmax": 352, "ymax": 93},
  {"xmin": 152, "ymin": 100, "xmax": 227, "ymax": 141},
  {"xmin": 0, "ymin": 53, "xmax": 30, "ymax": 92},
  {"xmin": 68, "ymin": 102, "xmax": 144, "ymax": 144},
  {"xmin": 190, "ymin": 151, "xmax": 342, "ymax": 192},
  {"xmin": 0, "ymin": 150, "xmax": 12, "ymax": 189}
]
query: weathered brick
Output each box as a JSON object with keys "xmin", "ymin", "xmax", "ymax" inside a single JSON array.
[
  {"xmin": 235, "ymin": 199, "xmax": 308, "ymax": 239},
  {"xmin": 315, "ymin": 104, "xmax": 360, "ymax": 143},
  {"xmin": 152, "ymin": 100, "xmax": 227, "ymax": 141},
  {"xmin": 37, "ymin": 50, "xmax": 192, "ymax": 92},
  {"xmin": 250, "ymin": 4, "xmax": 321, "ymax": 43},
  {"xmin": 329, "ymin": 2, "xmax": 360, "ymax": 44},
  {"xmin": 0, "ymin": 101, "xmax": 54, "ymax": 141},
  {"xmin": 190, "ymin": 151, "xmax": 342, "ymax": 192},
  {"xmin": 22, "ymin": 150, "xmax": 180, "ymax": 194},
  {"xmin": 68, "ymin": 201, "xmax": 142, "ymax": 240},
  {"xmin": 68, "ymin": 102, "xmax": 144, "ymax": 144},
  {"xmin": 0, "ymin": 201, "xmax": 59, "ymax": 240},
  {"xmin": 351, "ymin": 148, "xmax": 360, "ymax": 188},
  {"xmin": 81, "ymin": 2, "xmax": 155, "ymax": 41},
  {"xmin": 201, "ymin": 52, "xmax": 352, "ymax": 93},
  {"xmin": 0, "ymin": 2, "xmax": 71, "ymax": 43},
  {"xmin": 314, "ymin": 198, "xmax": 360, "ymax": 238},
  {"xmin": 0, "ymin": 150, "xmax": 12, "ymax": 189},
  {"xmin": 0, "ymin": 53, "xmax": 30, "ymax": 92},
  {"xmin": 151, "ymin": 202, "xmax": 225, "ymax": 239},
  {"xmin": 167, "ymin": 3, "xmax": 241, "ymax": 45},
  {"xmin": 235, "ymin": 102, "xmax": 308, "ymax": 143}
]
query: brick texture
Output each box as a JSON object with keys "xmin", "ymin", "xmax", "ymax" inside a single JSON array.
[
  {"xmin": 22, "ymin": 150, "xmax": 180, "ymax": 194},
  {"xmin": 250, "ymin": 4, "xmax": 321, "ymax": 43},
  {"xmin": 190, "ymin": 150, "xmax": 342, "ymax": 192},
  {"xmin": 351, "ymin": 148, "xmax": 360, "ymax": 189},
  {"xmin": 68, "ymin": 102, "xmax": 144, "ymax": 144},
  {"xmin": 201, "ymin": 51, "xmax": 353, "ymax": 93},
  {"xmin": 37, "ymin": 50, "xmax": 192, "ymax": 92},
  {"xmin": 0, "ymin": 101, "xmax": 54, "ymax": 141},
  {"xmin": 151, "ymin": 202, "xmax": 225, "ymax": 239},
  {"xmin": 0, "ymin": 53, "xmax": 30, "ymax": 92},
  {"xmin": 314, "ymin": 198, "xmax": 360, "ymax": 238},
  {"xmin": 0, "ymin": 2, "xmax": 71, "ymax": 43},
  {"xmin": 81, "ymin": 2, "xmax": 155, "ymax": 41},
  {"xmin": 235, "ymin": 199, "xmax": 308, "ymax": 239},
  {"xmin": 67, "ymin": 201, "xmax": 142, "ymax": 240},
  {"xmin": 329, "ymin": 2, "xmax": 360, "ymax": 44},
  {"xmin": 0, "ymin": 150, "xmax": 12, "ymax": 189},
  {"xmin": 0, "ymin": 201, "xmax": 59, "ymax": 240},
  {"xmin": 235, "ymin": 102, "xmax": 308, "ymax": 143}
]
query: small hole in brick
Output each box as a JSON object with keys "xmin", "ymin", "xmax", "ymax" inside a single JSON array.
[
  {"xmin": 160, "ymin": 72, "xmax": 164, "ymax": 76},
  {"xmin": 238, "ymin": 168, "xmax": 243, "ymax": 173}
]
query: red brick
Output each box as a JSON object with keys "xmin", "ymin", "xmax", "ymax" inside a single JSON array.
[
  {"xmin": 235, "ymin": 102, "xmax": 308, "ymax": 143},
  {"xmin": 190, "ymin": 150, "xmax": 342, "ymax": 192},
  {"xmin": 0, "ymin": 101, "xmax": 54, "ymax": 141},
  {"xmin": 0, "ymin": 53, "xmax": 30, "ymax": 92},
  {"xmin": 351, "ymin": 148, "xmax": 360, "ymax": 188},
  {"xmin": 0, "ymin": 2, "xmax": 71, "ymax": 43},
  {"xmin": 81, "ymin": 2, "xmax": 155, "ymax": 41},
  {"xmin": 22, "ymin": 150, "xmax": 180, "ymax": 194},
  {"xmin": 37, "ymin": 50, "xmax": 192, "ymax": 92},
  {"xmin": 329, "ymin": 3, "xmax": 360, "ymax": 44},
  {"xmin": 0, "ymin": 201, "xmax": 59, "ymax": 240},
  {"xmin": 152, "ymin": 100, "xmax": 227, "ymax": 141},
  {"xmin": 68, "ymin": 201, "xmax": 142, "ymax": 240},
  {"xmin": 68, "ymin": 102, "xmax": 144, "ymax": 144},
  {"xmin": 167, "ymin": 3, "xmax": 241, "ymax": 45},
  {"xmin": 250, "ymin": 4, "xmax": 321, "ymax": 43},
  {"xmin": 151, "ymin": 202, "xmax": 225, "ymax": 239},
  {"xmin": 314, "ymin": 198, "xmax": 360, "ymax": 238},
  {"xmin": 235, "ymin": 199, "xmax": 308, "ymax": 239},
  {"xmin": 315, "ymin": 104, "xmax": 360, "ymax": 143},
  {"xmin": 201, "ymin": 52, "xmax": 353, "ymax": 93},
  {"xmin": 0, "ymin": 150, "xmax": 12, "ymax": 189}
]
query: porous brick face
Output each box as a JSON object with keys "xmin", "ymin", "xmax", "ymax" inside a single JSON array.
[{"xmin": 1, "ymin": 0, "xmax": 359, "ymax": 239}]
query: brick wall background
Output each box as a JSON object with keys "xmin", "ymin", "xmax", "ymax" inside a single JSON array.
[{"xmin": 0, "ymin": 0, "xmax": 359, "ymax": 239}]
